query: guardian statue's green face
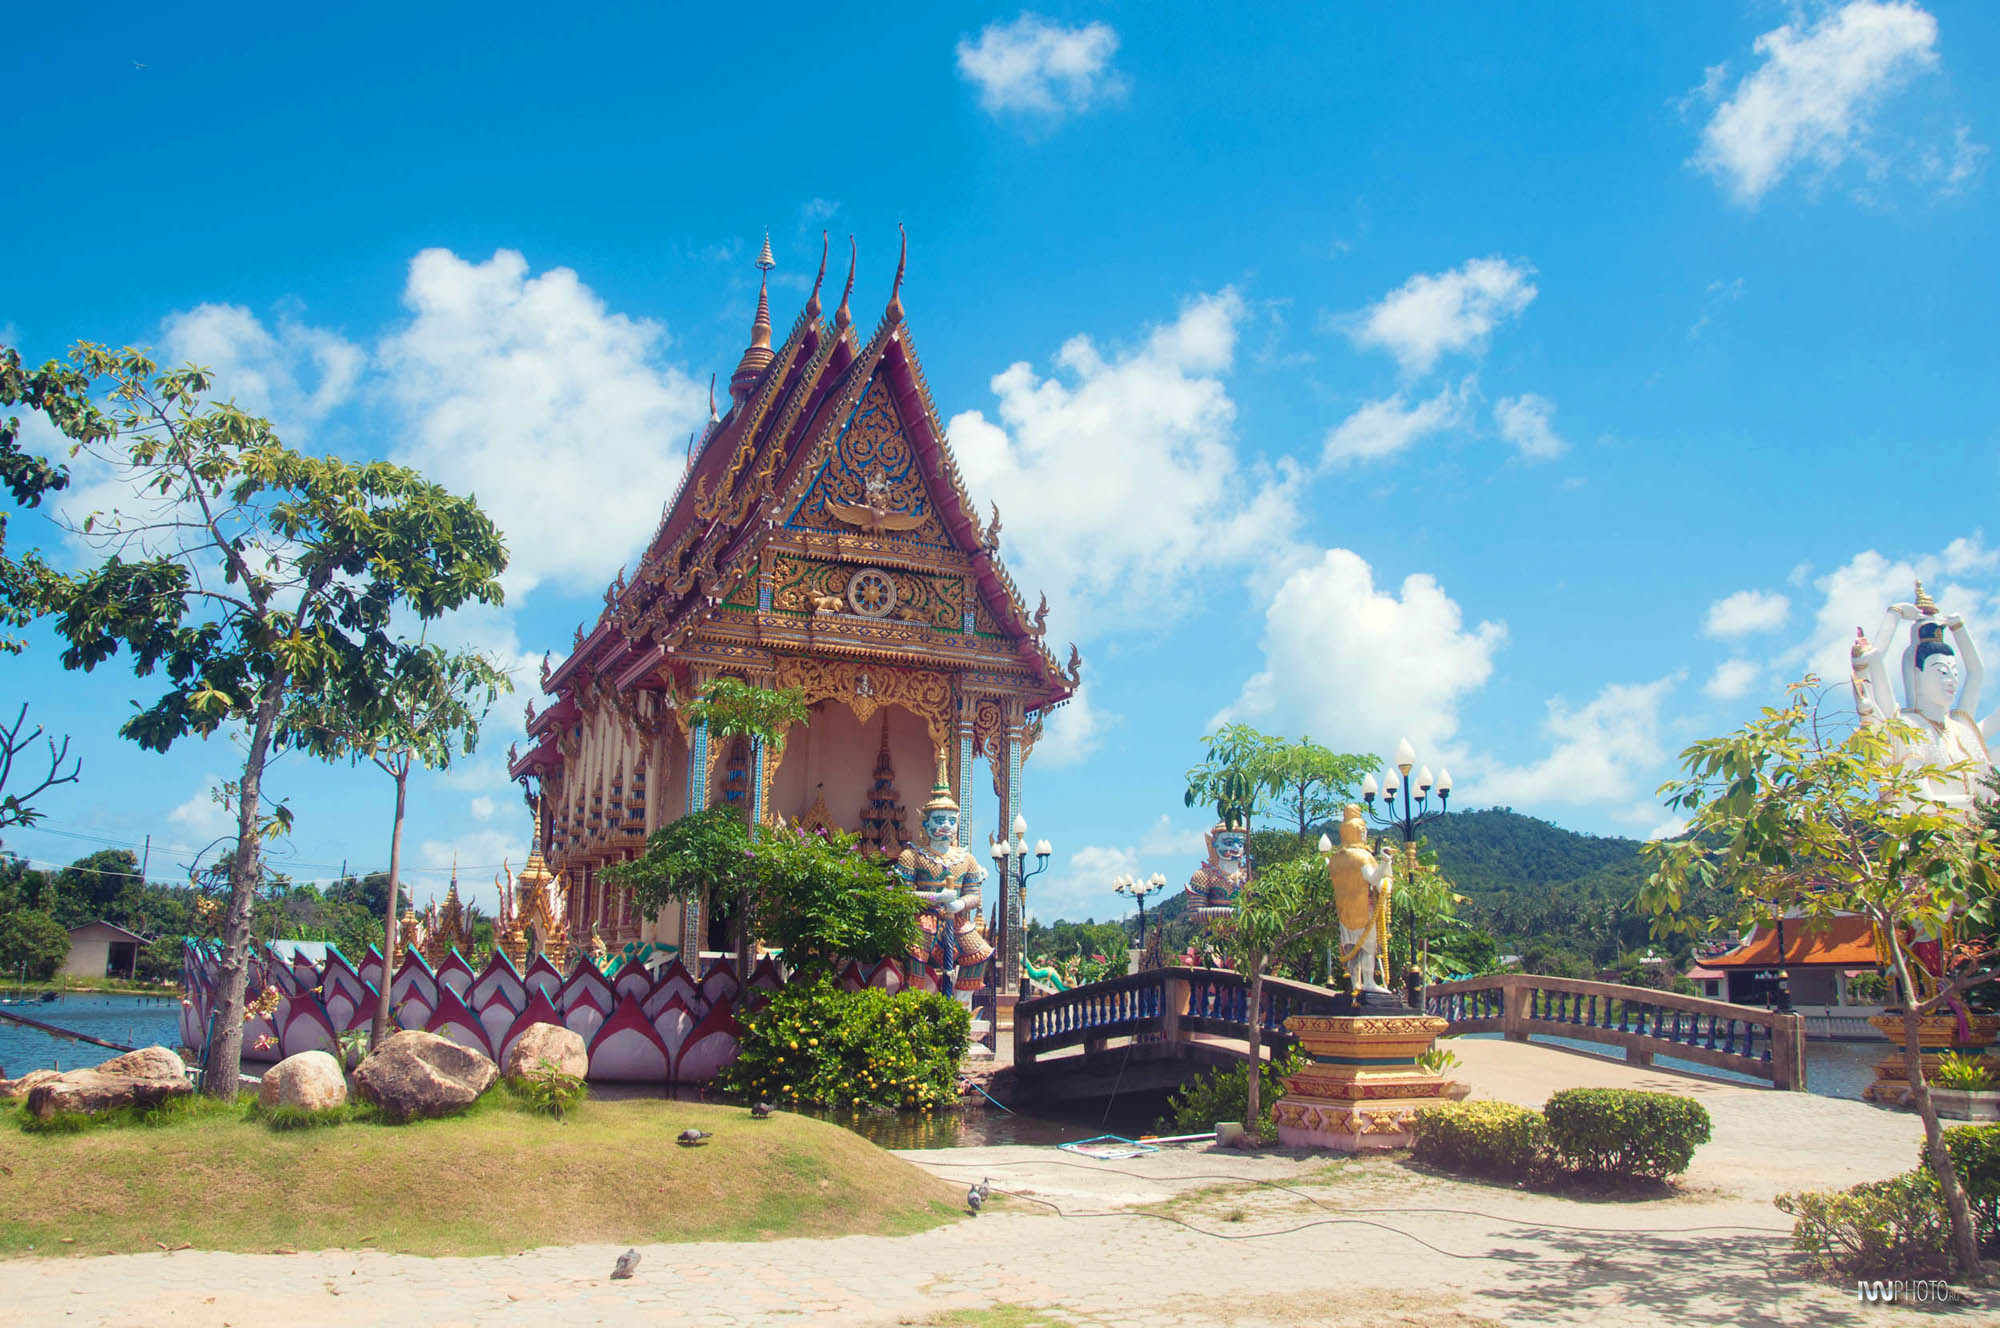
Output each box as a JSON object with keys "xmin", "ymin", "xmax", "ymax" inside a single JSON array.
[
  {"xmin": 923, "ymin": 807, "xmax": 959, "ymax": 847},
  {"xmin": 1214, "ymin": 830, "xmax": 1246, "ymax": 867}
]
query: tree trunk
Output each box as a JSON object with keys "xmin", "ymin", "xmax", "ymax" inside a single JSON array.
[
  {"xmin": 1244, "ymin": 964, "xmax": 1266, "ymax": 1138},
  {"xmin": 371, "ymin": 764, "xmax": 407, "ymax": 1049},
  {"xmin": 1885, "ymin": 928, "xmax": 1981, "ymax": 1274},
  {"xmin": 202, "ymin": 679, "xmax": 285, "ymax": 1100}
]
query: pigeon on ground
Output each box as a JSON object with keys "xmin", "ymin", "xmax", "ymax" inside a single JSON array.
[
  {"xmin": 611, "ymin": 1248, "xmax": 640, "ymax": 1280},
  {"xmin": 750, "ymin": 1101, "xmax": 775, "ymax": 1119},
  {"xmin": 976, "ymin": 1177, "xmax": 991, "ymax": 1203},
  {"xmin": 677, "ymin": 1128, "xmax": 712, "ymax": 1147},
  {"xmin": 965, "ymin": 1183, "xmax": 984, "ymax": 1215}
]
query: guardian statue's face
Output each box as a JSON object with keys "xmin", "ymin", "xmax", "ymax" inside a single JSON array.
[
  {"xmin": 1917, "ymin": 653, "xmax": 1962, "ymax": 714},
  {"xmin": 923, "ymin": 808, "xmax": 959, "ymax": 846},
  {"xmin": 1214, "ymin": 831, "xmax": 1246, "ymax": 867}
]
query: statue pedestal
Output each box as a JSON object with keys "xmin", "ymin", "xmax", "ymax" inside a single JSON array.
[
  {"xmin": 1861, "ymin": 1013, "xmax": 2000, "ymax": 1106},
  {"xmin": 1273, "ymin": 1012, "xmax": 1463, "ymax": 1152}
]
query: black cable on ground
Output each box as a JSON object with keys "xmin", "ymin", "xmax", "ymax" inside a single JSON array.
[{"xmin": 923, "ymin": 1156, "xmax": 1790, "ymax": 1238}]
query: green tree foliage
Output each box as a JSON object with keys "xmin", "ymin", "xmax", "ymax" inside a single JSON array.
[
  {"xmin": 12, "ymin": 343, "xmax": 507, "ymax": 1097},
  {"xmin": 686, "ymin": 677, "xmax": 809, "ymax": 758},
  {"xmin": 1161, "ymin": 1048, "xmax": 1305, "ymax": 1139},
  {"xmin": 603, "ymin": 805, "xmax": 757, "ymax": 937},
  {"xmin": 0, "ymin": 346, "xmax": 77, "ymax": 651},
  {"xmin": 56, "ymin": 850, "xmax": 140, "ymax": 924},
  {"xmin": 0, "ymin": 906, "xmax": 68, "ymax": 980},
  {"xmin": 720, "ymin": 979, "xmax": 969, "ymax": 1110},
  {"xmin": 290, "ymin": 641, "xmax": 509, "ymax": 1043},
  {"xmin": 1183, "ymin": 724, "xmax": 1371, "ymax": 838},
  {"xmin": 1640, "ymin": 679, "xmax": 2000, "ymax": 1275},
  {"xmin": 1210, "ymin": 854, "xmax": 1338, "ymax": 1132}
]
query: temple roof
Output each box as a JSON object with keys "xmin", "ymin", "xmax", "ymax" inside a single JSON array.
[
  {"xmin": 1702, "ymin": 915, "xmax": 1879, "ymax": 969},
  {"xmin": 513, "ymin": 235, "xmax": 1076, "ymax": 777}
]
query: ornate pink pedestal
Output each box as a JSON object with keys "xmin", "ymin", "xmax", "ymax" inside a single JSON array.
[{"xmin": 1273, "ymin": 1012, "xmax": 1464, "ymax": 1152}]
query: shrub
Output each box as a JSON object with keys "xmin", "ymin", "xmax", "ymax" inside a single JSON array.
[
  {"xmin": 1542, "ymin": 1088, "xmax": 1711, "ymax": 1180},
  {"xmin": 720, "ymin": 978, "xmax": 969, "ymax": 1111},
  {"xmin": 1777, "ymin": 1171, "xmax": 1950, "ymax": 1277},
  {"xmin": 1411, "ymin": 1100, "xmax": 1548, "ymax": 1180},
  {"xmin": 1933, "ymin": 1052, "xmax": 1995, "ymax": 1091},
  {"xmin": 512, "ymin": 1058, "xmax": 588, "ymax": 1121},
  {"xmin": 1921, "ymin": 1123, "xmax": 2000, "ymax": 1248},
  {"xmin": 0, "ymin": 908, "xmax": 70, "ymax": 981},
  {"xmin": 1160, "ymin": 1049, "xmax": 1305, "ymax": 1140}
]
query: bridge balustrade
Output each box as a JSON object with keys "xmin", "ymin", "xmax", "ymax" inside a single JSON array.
[
  {"xmin": 1016, "ymin": 967, "xmax": 1345, "ymax": 1074},
  {"xmin": 1424, "ymin": 972, "xmax": 1807, "ymax": 1090}
]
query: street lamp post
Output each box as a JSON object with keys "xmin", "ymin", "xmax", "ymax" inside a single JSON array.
[
  {"xmin": 990, "ymin": 814, "xmax": 1053, "ymax": 999},
  {"xmin": 1360, "ymin": 737, "xmax": 1452, "ymax": 1010},
  {"xmin": 1113, "ymin": 871, "xmax": 1169, "ymax": 971}
]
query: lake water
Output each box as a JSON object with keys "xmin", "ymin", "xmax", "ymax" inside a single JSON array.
[{"xmin": 0, "ymin": 994, "xmax": 184, "ymax": 1078}]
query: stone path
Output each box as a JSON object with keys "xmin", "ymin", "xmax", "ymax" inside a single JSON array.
[{"xmin": 10, "ymin": 1040, "xmax": 1991, "ymax": 1327}]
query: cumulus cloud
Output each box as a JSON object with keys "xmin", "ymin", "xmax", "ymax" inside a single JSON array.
[
  {"xmin": 1218, "ymin": 549, "xmax": 1506, "ymax": 760},
  {"xmin": 1795, "ymin": 535, "xmax": 1999, "ymax": 681},
  {"xmin": 1704, "ymin": 589, "xmax": 1791, "ymax": 637},
  {"xmin": 1320, "ymin": 379, "xmax": 1471, "ymax": 468},
  {"xmin": 949, "ymin": 290, "xmax": 1301, "ymax": 632},
  {"xmin": 1704, "ymin": 658, "xmax": 1762, "ymax": 701},
  {"xmin": 377, "ymin": 249, "xmax": 708, "ymax": 598},
  {"xmin": 1478, "ymin": 677, "xmax": 1679, "ymax": 811},
  {"xmin": 1033, "ymin": 843, "xmax": 1139, "ymax": 923},
  {"xmin": 1492, "ymin": 393, "xmax": 1566, "ymax": 460},
  {"xmin": 1031, "ymin": 685, "xmax": 1107, "ymax": 769},
  {"xmin": 168, "ymin": 774, "xmax": 236, "ymax": 843},
  {"xmin": 161, "ymin": 303, "xmax": 364, "ymax": 442},
  {"xmin": 1692, "ymin": 1, "xmax": 1941, "ymax": 204},
  {"xmin": 956, "ymin": 13, "xmax": 1127, "ymax": 115},
  {"xmin": 1342, "ymin": 258, "xmax": 1537, "ymax": 376}
]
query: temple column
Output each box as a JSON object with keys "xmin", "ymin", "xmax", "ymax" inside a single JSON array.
[
  {"xmin": 683, "ymin": 715, "xmax": 710, "ymax": 962},
  {"xmin": 751, "ymin": 735, "xmax": 767, "ymax": 825},
  {"xmin": 1000, "ymin": 701, "xmax": 1026, "ymax": 998}
]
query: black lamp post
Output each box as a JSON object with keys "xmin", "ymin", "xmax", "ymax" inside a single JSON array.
[
  {"xmin": 1360, "ymin": 737, "xmax": 1452, "ymax": 1009},
  {"xmin": 1114, "ymin": 872, "xmax": 1168, "ymax": 970},
  {"xmin": 990, "ymin": 815, "xmax": 1053, "ymax": 999}
]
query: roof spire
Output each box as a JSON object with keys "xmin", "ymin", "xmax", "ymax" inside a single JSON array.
[
  {"xmin": 886, "ymin": 223, "xmax": 907, "ymax": 326},
  {"xmin": 806, "ymin": 231, "xmax": 829, "ymax": 320},
  {"xmin": 729, "ymin": 229, "xmax": 779, "ymax": 401},
  {"xmin": 708, "ymin": 373, "xmax": 718, "ymax": 422},
  {"xmin": 834, "ymin": 235, "xmax": 857, "ymax": 332}
]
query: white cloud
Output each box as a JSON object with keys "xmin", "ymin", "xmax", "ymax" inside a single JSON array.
[
  {"xmin": 1920, "ymin": 124, "xmax": 1988, "ymax": 195},
  {"xmin": 377, "ymin": 249, "xmax": 708, "ymax": 598},
  {"xmin": 1342, "ymin": 258, "xmax": 1537, "ymax": 376},
  {"xmin": 1647, "ymin": 814, "xmax": 1691, "ymax": 842},
  {"xmin": 1320, "ymin": 379, "xmax": 1471, "ymax": 468},
  {"xmin": 1704, "ymin": 588, "xmax": 1791, "ymax": 637},
  {"xmin": 161, "ymin": 304, "xmax": 364, "ymax": 442},
  {"xmin": 168, "ymin": 774, "xmax": 236, "ymax": 843},
  {"xmin": 469, "ymin": 796, "xmax": 496, "ymax": 822},
  {"xmin": 1704, "ymin": 658, "xmax": 1762, "ymax": 701},
  {"xmin": 1688, "ymin": 277, "xmax": 1745, "ymax": 341},
  {"xmin": 956, "ymin": 13, "xmax": 1127, "ymax": 115},
  {"xmin": 1033, "ymin": 843, "xmax": 1139, "ymax": 923},
  {"xmin": 1492, "ymin": 393, "xmax": 1566, "ymax": 461},
  {"xmin": 411, "ymin": 828, "xmax": 521, "ymax": 912},
  {"xmin": 1692, "ymin": 1, "xmax": 1941, "ymax": 205},
  {"xmin": 1031, "ymin": 685, "xmax": 1107, "ymax": 769},
  {"xmin": 1795, "ymin": 535, "xmax": 1999, "ymax": 681},
  {"xmin": 1219, "ymin": 549, "xmax": 1506, "ymax": 760},
  {"xmin": 1478, "ymin": 677, "xmax": 1678, "ymax": 811},
  {"xmin": 949, "ymin": 290, "xmax": 1302, "ymax": 632},
  {"xmin": 1139, "ymin": 814, "xmax": 1206, "ymax": 859}
]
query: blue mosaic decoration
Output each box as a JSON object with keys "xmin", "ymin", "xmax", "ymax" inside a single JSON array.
[
  {"xmin": 787, "ymin": 373, "xmax": 950, "ymax": 548},
  {"xmin": 958, "ymin": 731, "xmax": 975, "ymax": 847},
  {"xmin": 751, "ymin": 736, "xmax": 766, "ymax": 823}
]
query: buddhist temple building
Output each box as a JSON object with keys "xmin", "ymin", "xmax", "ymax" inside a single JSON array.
[{"xmin": 508, "ymin": 230, "xmax": 1078, "ymax": 998}]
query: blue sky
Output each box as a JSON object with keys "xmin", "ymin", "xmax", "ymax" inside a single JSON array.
[{"xmin": 3, "ymin": 2, "xmax": 1997, "ymax": 924}]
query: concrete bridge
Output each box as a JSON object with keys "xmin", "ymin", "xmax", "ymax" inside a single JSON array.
[{"xmin": 1009, "ymin": 966, "xmax": 1809, "ymax": 1102}]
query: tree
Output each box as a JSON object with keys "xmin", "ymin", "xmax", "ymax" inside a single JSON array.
[
  {"xmin": 0, "ymin": 907, "xmax": 69, "ymax": 981},
  {"xmin": 604, "ymin": 805, "xmax": 759, "ymax": 957},
  {"xmin": 1252, "ymin": 739, "xmax": 1376, "ymax": 843},
  {"xmin": 0, "ymin": 346, "xmax": 77, "ymax": 651},
  {"xmin": 1184, "ymin": 723, "xmax": 1272, "ymax": 831},
  {"xmin": 1640, "ymin": 680, "xmax": 2000, "ymax": 1275},
  {"xmin": 0, "ymin": 703, "xmax": 80, "ymax": 841},
  {"xmin": 291, "ymin": 642, "xmax": 509, "ymax": 1045},
  {"xmin": 54, "ymin": 849, "xmax": 141, "ymax": 927},
  {"xmin": 16, "ymin": 344, "xmax": 507, "ymax": 1097},
  {"xmin": 684, "ymin": 677, "xmax": 808, "ymax": 969},
  {"xmin": 1211, "ymin": 855, "xmax": 1338, "ymax": 1135}
]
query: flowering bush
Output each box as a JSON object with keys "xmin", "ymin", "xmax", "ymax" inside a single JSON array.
[
  {"xmin": 719, "ymin": 978, "xmax": 969, "ymax": 1111},
  {"xmin": 1778, "ymin": 1171, "xmax": 1951, "ymax": 1277},
  {"xmin": 1411, "ymin": 1100, "xmax": 1548, "ymax": 1180}
]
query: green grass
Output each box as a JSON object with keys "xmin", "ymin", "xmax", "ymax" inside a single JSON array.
[
  {"xmin": 0, "ymin": 1091, "xmax": 963, "ymax": 1257},
  {"xmin": 905, "ymin": 1307, "xmax": 1083, "ymax": 1328}
]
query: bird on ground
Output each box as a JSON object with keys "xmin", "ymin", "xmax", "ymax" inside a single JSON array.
[
  {"xmin": 976, "ymin": 1177, "xmax": 991, "ymax": 1203},
  {"xmin": 965, "ymin": 1183, "xmax": 984, "ymax": 1215},
  {"xmin": 750, "ymin": 1101, "xmax": 775, "ymax": 1119},
  {"xmin": 677, "ymin": 1128, "xmax": 712, "ymax": 1147},
  {"xmin": 611, "ymin": 1248, "xmax": 640, "ymax": 1280}
]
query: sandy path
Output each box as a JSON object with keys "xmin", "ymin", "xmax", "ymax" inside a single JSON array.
[{"xmin": 9, "ymin": 1039, "xmax": 1989, "ymax": 1327}]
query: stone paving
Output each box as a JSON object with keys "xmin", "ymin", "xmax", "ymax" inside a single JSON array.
[{"xmin": 9, "ymin": 1040, "xmax": 1993, "ymax": 1327}]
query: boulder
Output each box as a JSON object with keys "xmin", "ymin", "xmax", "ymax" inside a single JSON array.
[
  {"xmin": 0, "ymin": 1069, "xmax": 62, "ymax": 1100},
  {"xmin": 26, "ymin": 1046, "xmax": 191, "ymax": 1119},
  {"xmin": 258, "ymin": 1050, "xmax": 348, "ymax": 1113},
  {"xmin": 503, "ymin": 1022, "xmax": 589, "ymax": 1082},
  {"xmin": 352, "ymin": 1030, "xmax": 496, "ymax": 1122}
]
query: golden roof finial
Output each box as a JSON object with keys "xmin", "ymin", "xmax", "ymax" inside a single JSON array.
[
  {"xmin": 708, "ymin": 373, "xmax": 718, "ymax": 423},
  {"xmin": 806, "ymin": 230, "xmax": 828, "ymax": 320},
  {"xmin": 730, "ymin": 231, "xmax": 778, "ymax": 400},
  {"xmin": 756, "ymin": 230, "xmax": 775, "ymax": 272},
  {"xmin": 886, "ymin": 223, "xmax": 907, "ymax": 326},
  {"xmin": 835, "ymin": 235, "xmax": 856, "ymax": 332},
  {"xmin": 1915, "ymin": 578, "xmax": 1938, "ymax": 615}
]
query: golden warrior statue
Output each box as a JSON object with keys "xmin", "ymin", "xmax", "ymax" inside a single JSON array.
[
  {"xmin": 894, "ymin": 749, "xmax": 994, "ymax": 993},
  {"xmin": 1324, "ymin": 804, "xmax": 1397, "ymax": 996}
]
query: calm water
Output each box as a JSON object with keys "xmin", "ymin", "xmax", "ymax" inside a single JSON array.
[
  {"xmin": 0, "ymin": 994, "xmax": 183, "ymax": 1078},
  {"xmin": 1467, "ymin": 1032, "xmax": 1888, "ymax": 1100}
]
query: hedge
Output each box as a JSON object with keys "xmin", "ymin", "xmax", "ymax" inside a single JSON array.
[
  {"xmin": 1410, "ymin": 1100, "xmax": 1547, "ymax": 1180},
  {"xmin": 1542, "ymin": 1088, "xmax": 1711, "ymax": 1180}
]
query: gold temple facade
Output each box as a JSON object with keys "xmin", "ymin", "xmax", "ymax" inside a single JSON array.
[{"xmin": 507, "ymin": 232, "xmax": 1076, "ymax": 989}]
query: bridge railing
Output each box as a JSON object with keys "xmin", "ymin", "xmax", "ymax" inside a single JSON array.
[
  {"xmin": 1015, "ymin": 967, "xmax": 1345, "ymax": 1073},
  {"xmin": 1425, "ymin": 973, "xmax": 1808, "ymax": 1091}
]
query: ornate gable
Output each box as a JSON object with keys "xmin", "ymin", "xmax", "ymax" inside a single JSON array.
[{"xmin": 789, "ymin": 371, "xmax": 953, "ymax": 549}]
